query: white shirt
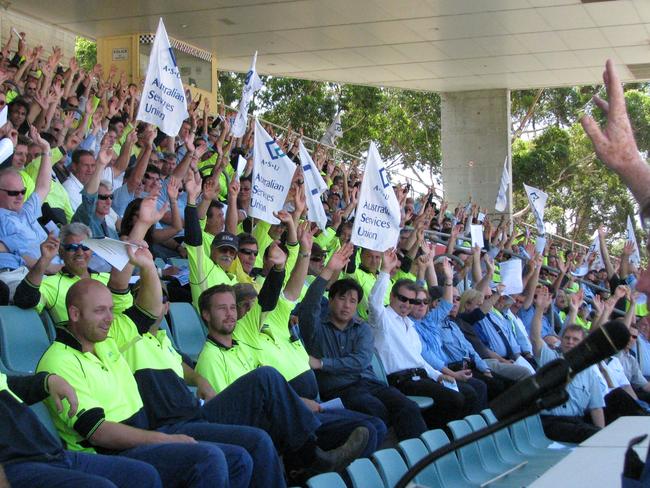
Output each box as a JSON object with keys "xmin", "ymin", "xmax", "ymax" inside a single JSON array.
[
  {"xmin": 63, "ymin": 173, "xmax": 84, "ymax": 211},
  {"xmin": 368, "ymin": 271, "xmax": 441, "ymax": 380},
  {"xmin": 597, "ymin": 356, "xmax": 631, "ymax": 394}
]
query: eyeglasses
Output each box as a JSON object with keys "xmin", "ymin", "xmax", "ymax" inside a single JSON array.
[
  {"xmin": 97, "ymin": 194, "xmax": 113, "ymax": 200},
  {"xmin": 63, "ymin": 243, "xmax": 90, "ymax": 252},
  {"xmin": 0, "ymin": 188, "xmax": 26, "ymax": 196},
  {"xmin": 238, "ymin": 248, "xmax": 258, "ymax": 257},
  {"xmin": 412, "ymin": 298, "xmax": 429, "ymax": 306},
  {"xmin": 395, "ymin": 293, "xmax": 419, "ymax": 305}
]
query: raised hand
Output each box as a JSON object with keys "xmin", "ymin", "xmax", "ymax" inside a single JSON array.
[
  {"xmin": 580, "ymin": 59, "xmax": 642, "ymax": 176},
  {"xmin": 265, "ymin": 241, "xmax": 287, "ymax": 269},
  {"xmin": 381, "ymin": 248, "xmax": 399, "ymax": 273},
  {"xmin": 167, "ymin": 176, "xmax": 181, "ymax": 202},
  {"xmin": 29, "ymin": 125, "xmax": 50, "ymax": 151},
  {"xmin": 40, "ymin": 233, "xmax": 60, "ymax": 263},
  {"xmin": 326, "ymin": 242, "xmax": 354, "ymax": 273},
  {"xmin": 203, "ymin": 176, "xmax": 220, "ymax": 202},
  {"xmin": 184, "ymin": 171, "xmax": 202, "ymax": 202},
  {"xmin": 126, "ymin": 242, "xmax": 155, "ymax": 270},
  {"xmin": 297, "ymin": 220, "xmax": 317, "ymax": 252},
  {"xmin": 96, "ymin": 147, "xmax": 114, "ymax": 168},
  {"xmin": 138, "ymin": 196, "xmax": 167, "ymax": 226}
]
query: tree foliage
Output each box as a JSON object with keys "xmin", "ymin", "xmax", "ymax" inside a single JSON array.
[
  {"xmin": 74, "ymin": 37, "xmax": 97, "ymax": 72},
  {"xmin": 218, "ymin": 69, "xmax": 650, "ymax": 243}
]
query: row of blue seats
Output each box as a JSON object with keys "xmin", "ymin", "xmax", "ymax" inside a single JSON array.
[
  {"xmin": 0, "ymin": 303, "xmax": 207, "ymax": 374},
  {"xmin": 305, "ymin": 409, "xmax": 572, "ymax": 488}
]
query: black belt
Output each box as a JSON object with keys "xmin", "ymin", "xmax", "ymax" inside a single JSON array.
[{"xmin": 387, "ymin": 368, "xmax": 428, "ymax": 386}]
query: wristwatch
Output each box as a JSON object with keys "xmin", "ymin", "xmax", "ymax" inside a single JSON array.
[{"xmin": 298, "ymin": 251, "xmax": 311, "ymax": 258}]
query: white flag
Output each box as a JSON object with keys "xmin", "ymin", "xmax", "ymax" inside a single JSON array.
[
  {"xmin": 587, "ymin": 233, "xmax": 604, "ymax": 270},
  {"xmin": 299, "ymin": 140, "xmax": 328, "ymax": 231},
  {"xmin": 249, "ymin": 119, "xmax": 296, "ymax": 225},
  {"xmin": 231, "ymin": 52, "xmax": 263, "ymax": 138},
  {"xmin": 627, "ymin": 215, "xmax": 641, "ymax": 267},
  {"xmin": 320, "ymin": 113, "xmax": 343, "ymax": 147},
  {"xmin": 495, "ymin": 156, "xmax": 509, "ymax": 212},
  {"xmin": 136, "ymin": 19, "xmax": 188, "ymax": 137},
  {"xmin": 351, "ymin": 142, "xmax": 401, "ymax": 252},
  {"xmin": 523, "ymin": 184, "xmax": 548, "ymax": 235}
]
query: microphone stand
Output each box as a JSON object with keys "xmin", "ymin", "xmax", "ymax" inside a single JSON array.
[{"xmin": 394, "ymin": 388, "xmax": 570, "ymax": 488}]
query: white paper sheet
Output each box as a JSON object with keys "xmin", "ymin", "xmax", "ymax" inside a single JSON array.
[
  {"xmin": 499, "ymin": 258, "xmax": 524, "ymax": 295},
  {"xmin": 82, "ymin": 238, "xmax": 138, "ymax": 271},
  {"xmin": 0, "ymin": 106, "xmax": 7, "ymax": 128},
  {"xmin": 470, "ymin": 224, "xmax": 484, "ymax": 249},
  {"xmin": 319, "ymin": 398, "xmax": 344, "ymax": 411}
]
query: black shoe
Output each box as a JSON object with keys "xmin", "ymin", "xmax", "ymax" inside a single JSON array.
[{"xmin": 312, "ymin": 426, "xmax": 370, "ymax": 473}]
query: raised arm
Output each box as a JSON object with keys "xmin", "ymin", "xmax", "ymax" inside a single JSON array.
[
  {"xmin": 29, "ymin": 126, "xmax": 52, "ymax": 201},
  {"xmin": 284, "ymin": 222, "xmax": 317, "ymax": 301},
  {"xmin": 598, "ymin": 226, "xmax": 615, "ymax": 279},
  {"xmin": 530, "ymin": 286, "xmax": 552, "ymax": 357}
]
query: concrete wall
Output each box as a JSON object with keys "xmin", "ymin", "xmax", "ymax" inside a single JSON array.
[
  {"xmin": 1, "ymin": 9, "xmax": 77, "ymax": 61},
  {"xmin": 440, "ymin": 89, "xmax": 512, "ymax": 215}
]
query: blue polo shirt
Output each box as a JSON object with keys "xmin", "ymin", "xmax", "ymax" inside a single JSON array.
[{"xmin": 0, "ymin": 193, "xmax": 47, "ymax": 260}]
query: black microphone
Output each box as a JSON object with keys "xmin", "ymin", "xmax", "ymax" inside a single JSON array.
[{"xmin": 490, "ymin": 320, "xmax": 630, "ymax": 420}]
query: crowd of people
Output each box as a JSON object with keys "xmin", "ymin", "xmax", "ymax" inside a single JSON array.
[{"xmin": 0, "ymin": 30, "xmax": 650, "ymax": 488}]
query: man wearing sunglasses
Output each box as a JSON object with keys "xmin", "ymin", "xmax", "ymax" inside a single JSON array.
[
  {"xmin": 368, "ymin": 249, "xmax": 476, "ymax": 429},
  {"xmin": 14, "ymin": 222, "xmax": 132, "ymax": 325},
  {"xmin": 71, "ymin": 148, "xmax": 119, "ymax": 240},
  {"xmin": 298, "ymin": 243, "xmax": 428, "ymax": 441},
  {"xmin": 0, "ymin": 126, "xmax": 56, "ymax": 279}
]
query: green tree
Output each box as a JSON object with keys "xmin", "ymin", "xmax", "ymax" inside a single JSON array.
[{"xmin": 74, "ymin": 37, "xmax": 96, "ymax": 72}]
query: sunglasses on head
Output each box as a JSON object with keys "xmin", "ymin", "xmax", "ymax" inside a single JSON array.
[
  {"xmin": 395, "ymin": 293, "xmax": 421, "ymax": 305},
  {"xmin": 63, "ymin": 243, "xmax": 90, "ymax": 252},
  {"xmin": 97, "ymin": 194, "xmax": 113, "ymax": 200},
  {"xmin": 238, "ymin": 248, "xmax": 258, "ymax": 257},
  {"xmin": 0, "ymin": 188, "xmax": 26, "ymax": 197}
]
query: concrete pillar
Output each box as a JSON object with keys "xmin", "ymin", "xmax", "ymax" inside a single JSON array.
[{"xmin": 440, "ymin": 89, "xmax": 512, "ymax": 216}]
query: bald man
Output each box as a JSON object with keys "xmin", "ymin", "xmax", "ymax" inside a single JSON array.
[{"xmin": 37, "ymin": 255, "xmax": 252, "ymax": 487}]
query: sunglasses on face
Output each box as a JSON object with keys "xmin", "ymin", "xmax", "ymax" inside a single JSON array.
[
  {"xmin": 238, "ymin": 248, "xmax": 258, "ymax": 257},
  {"xmin": 631, "ymin": 334, "xmax": 639, "ymax": 339},
  {"xmin": 310, "ymin": 255, "xmax": 325, "ymax": 262},
  {"xmin": 97, "ymin": 194, "xmax": 113, "ymax": 200},
  {"xmin": 63, "ymin": 243, "xmax": 90, "ymax": 252},
  {"xmin": 395, "ymin": 293, "xmax": 419, "ymax": 305},
  {"xmin": 0, "ymin": 188, "xmax": 26, "ymax": 196}
]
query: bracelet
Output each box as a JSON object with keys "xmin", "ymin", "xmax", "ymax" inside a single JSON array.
[
  {"xmin": 298, "ymin": 251, "xmax": 311, "ymax": 258},
  {"xmin": 444, "ymin": 282, "xmax": 453, "ymax": 286}
]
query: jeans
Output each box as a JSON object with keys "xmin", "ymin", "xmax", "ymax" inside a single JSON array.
[
  {"xmin": 201, "ymin": 367, "xmax": 321, "ymax": 454},
  {"xmin": 4, "ymin": 450, "xmax": 161, "ymax": 488},
  {"xmin": 330, "ymin": 379, "xmax": 427, "ymax": 440},
  {"xmin": 160, "ymin": 420, "xmax": 275, "ymax": 488},
  {"xmin": 121, "ymin": 442, "xmax": 232, "ymax": 488}
]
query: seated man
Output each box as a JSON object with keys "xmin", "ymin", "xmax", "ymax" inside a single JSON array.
[
  {"xmin": 14, "ymin": 223, "xmax": 131, "ymax": 324},
  {"xmin": 106, "ymin": 236, "xmax": 370, "ymax": 487},
  {"xmin": 71, "ymin": 149, "xmax": 118, "ymax": 239},
  {"xmin": 457, "ymin": 288, "xmax": 532, "ymax": 382},
  {"xmin": 184, "ymin": 174, "xmax": 240, "ymax": 308},
  {"xmin": 368, "ymin": 249, "xmax": 478, "ymax": 429},
  {"xmin": 298, "ymin": 242, "xmax": 427, "ymax": 441},
  {"xmin": 0, "ymin": 127, "xmax": 54, "ymax": 269},
  {"xmin": 37, "ymin": 273, "xmax": 252, "ymax": 487},
  {"xmin": 1, "ymin": 371, "xmax": 161, "ymax": 487},
  {"xmin": 530, "ymin": 288, "xmax": 605, "ymax": 443},
  {"xmin": 617, "ymin": 324, "xmax": 650, "ymax": 403},
  {"xmin": 62, "ymin": 149, "xmax": 96, "ymax": 211}
]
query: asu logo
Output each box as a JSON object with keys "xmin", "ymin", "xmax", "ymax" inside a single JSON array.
[{"xmin": 265, "ymin": 141, "xmax": 286, "ymax": 160}]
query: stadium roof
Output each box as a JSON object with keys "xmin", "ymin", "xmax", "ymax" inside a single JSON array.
[{"xmin": 11, "ymin": 0, "xmax": 650, "ymax": 91}]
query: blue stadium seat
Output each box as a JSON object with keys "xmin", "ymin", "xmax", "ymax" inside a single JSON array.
[
  {"xmin": 39, "ymin": 311, "xmax": 56, "ymax": 342},
  {"xmin": 482, "ymin": 409, "xmax": 565, "ymax": 462},
  {"xmin": 29, "ymin": 401, "xmax": 61, "ymax": 444},
  {"xmin": 305, "ymin": 471, "xmax": 347, "ymax": 488},
  {"xmin": 346, "ymin": 457, "xmax": 385, "ymax": 488},
  {"xmin": 419, "ymin": 429, "xmax": 472, "ymax": 488},
  {"xmin": 461, "ymin": 415, "xmax": 519, "ymax": 472},
  {"xmin": 372, "ymin": 448, "xmax": 408, "ymax": 488},
  {"xmin": 370, "ymin": 353, "xmax": 433, "ymax": 409},
  {"xmin": 397, "ymin": 438, "xmax": 446, "ymax": 488},
  {"xmin": 448, "ymin": 419, "xmax": 504, "ymax": 484},
  {"xmin": 466, "ymin": 413, "xmax": 527, "ymax": 465},
  {"xmin": 0, "ymin": 306, "xmax": 51, "ymax": 373},
  {"xmin": 168, "ymin": 303, "xmax": 206, "ymax": 361},
  {"xmin": 158, "ymin": 315, "xmax": 178, "ymax": 349}
]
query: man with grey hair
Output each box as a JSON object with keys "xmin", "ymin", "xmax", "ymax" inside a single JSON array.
[
  {"xmin": 71, "ymin": 148, "xmax": 118, "ymax": 239},
  {"xmin": 14, "ymin": 222, "xmax": 132, "ymax": 324}
]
